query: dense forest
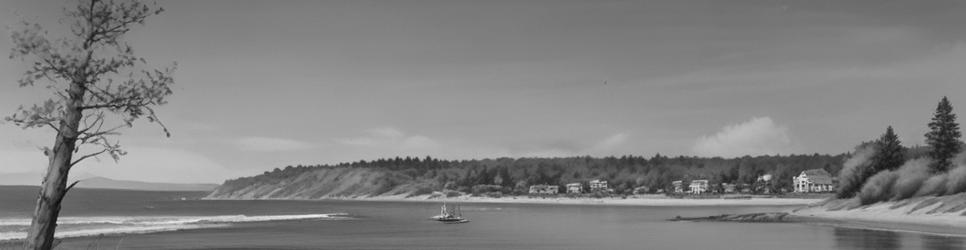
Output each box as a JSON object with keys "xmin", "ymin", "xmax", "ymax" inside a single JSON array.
[{"xmin": 210, "ymin": 153, "xmax": 852, "ymax": 199}]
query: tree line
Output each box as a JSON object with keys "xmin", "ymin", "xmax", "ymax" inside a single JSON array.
[{"xmin": 244, "ymin": 152, "xmax": 847, "ymax": 196}]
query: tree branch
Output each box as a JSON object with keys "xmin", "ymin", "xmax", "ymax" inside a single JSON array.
[
  {"xmin": 70, "ymin": 148, "xmax": 108, "ymax": 167},
  {"xmin": 64, "ymin": 180, "xmax": 81, "ymax": 195}
]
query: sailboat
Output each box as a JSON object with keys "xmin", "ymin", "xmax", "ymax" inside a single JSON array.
[{"xmin": 430, "ymin": 202, "xmax": 469, "ymax": 224}]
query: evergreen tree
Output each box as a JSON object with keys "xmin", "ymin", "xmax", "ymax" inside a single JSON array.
[
  {"xmin": 925, "ymin": 97, "xmax": 962, "ymax": 172},
  {"xmin": 871, "ymin": 126, "xmax": 906, "ymax": 173}
]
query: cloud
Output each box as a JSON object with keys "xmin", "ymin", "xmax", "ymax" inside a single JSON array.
[
  {"xmin": 593, "ymin": 133, "xmax": 628, "ymax": 151},
  {"xmin": 692, "ymin": 117, "xmax": 795, "ymax": 157},
  {"xmin": 338, "ymin": 127, "xmax": 440, "ymax": 150},
  {"xmin": 234, "ymin": 136, "xmax": 314, "ymax": 152},
  {"xmin": 330, "ymin": 127, "xmax": 444, "ymax": 161},
  {"xmin": 512, "ymin": 133, "xmax": 631, "ymax": 158}
]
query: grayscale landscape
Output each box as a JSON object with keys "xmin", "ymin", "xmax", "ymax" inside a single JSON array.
[{"xmin": 1, "ymin": 0, "xmax": 965, "ymax": 249}]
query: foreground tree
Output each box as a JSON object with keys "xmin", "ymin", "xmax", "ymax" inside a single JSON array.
[
  {"xmin": 871, "ymin": 126, "xmax": 906, "ymax": 173},
  {"xmin": 925, "ymin": 97, "xmax": 962, "ymax": 172},
  {"xmin": 5, "ymin": 0, "xmax": 173, "ymax": 249}
]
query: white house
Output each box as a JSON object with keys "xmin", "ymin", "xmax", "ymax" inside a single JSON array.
[
  {"xmin": 566, "ymin": 183, "xmax": 583, "ymax": 194},
  {"xmin": 589, "ymin": 179, "xmax": 609, "ymax": 192},
  {"xmin": 672, "ymin": 180, "xmax": 684, "ymax": 193},
  {"xmin": 689, "ymin": 180, "xmax": 710, "ymax": 194},
  {"xmin": 793, "ymin": 169, "xmax": 834, "ymax": 193}
]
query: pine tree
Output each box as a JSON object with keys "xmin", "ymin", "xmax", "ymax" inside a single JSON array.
[
  {"xmin": 871, "ymin": 126, "xmax": 906, "ymax": 173},
  {"xmin": 925, "ymin": 96, "xmax": 962, "ymax": 172}
]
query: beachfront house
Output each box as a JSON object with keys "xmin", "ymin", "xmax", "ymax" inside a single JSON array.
[
  {"xmin": 722, "ymin": 183, "xmax": 737, "ymax": 193},
  {"xmin": 566, "ymin": 183, "xmax": 583, "ymax": 194},
  {"xmin": 589, "ymin": 179, "xmax": 609, "ymax": 192},
  {"xmin": 689, "ymin": 180, "xmax": 710, "ymax": 194},
  {"xmin": 793, "ymin": 169, "xmax": 834, "ymax": 193},
  {"xmin": 529, "ymin": 184, "xmax": 559, "ymax": 195},
  {"xmin": 672, "ymin": 180, "xmax": 684, "ymax": 193}
]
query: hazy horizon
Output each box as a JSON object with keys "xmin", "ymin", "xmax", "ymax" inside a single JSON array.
[{"xmin": 2, "ymin": 0, "xmax": 965, "ymax": 183}]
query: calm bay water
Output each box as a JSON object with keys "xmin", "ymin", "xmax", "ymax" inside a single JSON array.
[{"xmin": 0, "ymin": 186, "xmax": 963, "ymax": 249}]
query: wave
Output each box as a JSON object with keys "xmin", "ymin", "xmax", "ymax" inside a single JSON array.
[{"xmin": 0, "ymin": 213, "xmax": 347, "ymax": 241}]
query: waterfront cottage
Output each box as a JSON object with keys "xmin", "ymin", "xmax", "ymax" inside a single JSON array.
[
  {"xmin": 793, "ymin": 169, "xmax": 834, "ymax": 193},
  {"xmin": 566, "ymin": 183, "xmax": 583, "ymax": 194},
  {"xmin": 672, "ymin": 180, "xmax": 684, "ymax": 193},
  {"xmin": 589, "ymin": 179, "xmax": 609, "ymax": 192},
  {"xmin": 529, "ymin": 184, "xmax": 559, "ymax": 195},
  {"xmin": 689, "ymin": 180, "xmax": 709, "ymax": 194}
]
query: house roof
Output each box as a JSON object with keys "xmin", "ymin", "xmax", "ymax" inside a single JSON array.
[
  {"xmin": 690, "ymin": 180, "xmax": 709, "ymax": 186},
  {"xmin": 801, "ymin": 169, "xmax": 833, "ymax": 184}
]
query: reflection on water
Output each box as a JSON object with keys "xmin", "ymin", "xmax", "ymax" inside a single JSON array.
[
  {"xmin": 833, "ymin": 227, "xmax": 965, "ymax": 250},
  {"xmin": 834, "ymin": 227, "xmax": 900, "ymax": 250},
  {"xmin": 921, "ymin": 234, "xmax": 964, "ymax": 250}
]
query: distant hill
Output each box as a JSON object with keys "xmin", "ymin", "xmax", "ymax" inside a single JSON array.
[
  {"xmin": 208, "ymin": 154, "xmax": 848, "ymax": 200},
  {"xmin": 74, "ymin": 177, "xmax": 219, "ymax": 191},
  {"xmin": 0, "ymin": 173, "xmax": 217, "ymax": 191}
]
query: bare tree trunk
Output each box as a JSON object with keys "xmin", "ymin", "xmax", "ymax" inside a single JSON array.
[{"xmin": 24, "ymin": 83, "xmax": 85, "ymax": 250}]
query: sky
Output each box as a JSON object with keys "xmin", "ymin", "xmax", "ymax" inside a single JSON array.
[{"xmin": 0, "ymin": 0, "xmax": 965, "ymax": 183}]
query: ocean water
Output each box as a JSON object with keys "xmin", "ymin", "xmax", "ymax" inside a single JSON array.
[{"xmin": 0, "ymin": 186, "xmax": 963, "ymax": 250}]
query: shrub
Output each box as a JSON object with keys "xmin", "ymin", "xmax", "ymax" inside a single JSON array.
[
  {"xmin": 915, "ymin": 175, "xmax": 948, "ymax": 197},
  {"xmin": 945, "ymin": 165, "xmax": 966, "ymax": 195},
  {"xmin": 837, "ymin": 146, "xmax": 876, "ymax": 198},
  {"xmin": 858, "ymin": 171, "xmax": 898, "ymax": 205},
  {"xmin": 891, "ymin": 159, "xmax": 931, "ymax": 200}
]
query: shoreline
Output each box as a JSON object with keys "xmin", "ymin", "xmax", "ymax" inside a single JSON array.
[
  {"xmin": 788, "ymin": 195, "xmax": 966, "ymax": 237},
  {"xmin": 204, "ymin": 194, "xmax": 825, "ymax": 207}
]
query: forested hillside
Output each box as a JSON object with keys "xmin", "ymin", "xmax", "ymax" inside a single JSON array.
[{"xmin": 208, "ymin": 154, "xmax": 848, "ymax": 199}]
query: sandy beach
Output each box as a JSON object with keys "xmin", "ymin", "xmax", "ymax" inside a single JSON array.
[{"xmin": 790, "ymin": 194, "xmax": 966, "ymax": 236}]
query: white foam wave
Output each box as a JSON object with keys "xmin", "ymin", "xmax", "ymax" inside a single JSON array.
[
  {"xmin": 0, "ymin": 213, "xmax": 347, "ymax": 226},
  {"xmin": 0, "ymin": 213, "xmax": 347, "ymax": 241},
  {"xmin": 0, "ymin": 224, "xmax": 217, "ymax": 241}
]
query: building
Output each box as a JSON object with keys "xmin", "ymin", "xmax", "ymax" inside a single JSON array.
[
  {"xmin": 589, "ymin": 179, "xmax": 609, "ymax": 192},
  {"xmin": 528, "ymin": 184, "xmax": 559, "ymax": 195},
  {"xmin": 689, "ymin": 180, "xmax": 710, "ymax": 194},
  {"xmin": 722, "ymin": 183, "xmax": 737, "ymax": 193},
  {"xmin": 566, "ymin": 183, "xmax": 583, "ymax": 194},
  {"xmin": 793, "ymin": 169, "xmax": 834, "ymax": 193},
  {"xmin": 671, "ymin": 180, "xmax": 684, "ymax": 193}
]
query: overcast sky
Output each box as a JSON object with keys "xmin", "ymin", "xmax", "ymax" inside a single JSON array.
[{"xmin": 1, "ymin": 0, "xmax": 965, "ymax": 183}]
